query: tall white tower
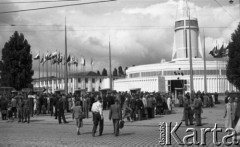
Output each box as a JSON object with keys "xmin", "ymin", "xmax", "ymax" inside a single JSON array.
[{"xmin": 172, "ymin": 0, "xmax": 203, "ymax": 61}]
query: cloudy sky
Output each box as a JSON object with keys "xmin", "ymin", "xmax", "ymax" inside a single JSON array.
[{"xmin": 0, "ymin": 0, "xmax": 239, "ymax": 78}]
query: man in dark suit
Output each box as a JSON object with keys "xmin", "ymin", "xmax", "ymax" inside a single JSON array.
[
  {"xmin": 23, "ymin": 95, "xmax": 30, "ymax": 123},
  {"xmin": 57, "ymin": 95, "xmax": 68, "ymax": 124},
  {"xmin": 109, "ymin": 99, "xmax": 122, "ymax": 136},
  {"xmin": 183, "ymin": 97, "xmax": 193, "ymax": 126},
  {"xmin": 193, "ymin": 95, "xmax": 203, "ymax": 126}
]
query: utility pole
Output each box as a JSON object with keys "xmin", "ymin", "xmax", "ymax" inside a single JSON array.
[{"xmin": 187, "ymin": 0, "xmax": 194, "ymax": 100}]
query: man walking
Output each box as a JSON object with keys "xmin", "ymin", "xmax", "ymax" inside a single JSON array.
[
  {"xmin": 183, "ymin": 97, "xmax": 193, "ymax": 126},
  {"xmin": 57, "ymin": 95, "xmax": 68, "ymax": 124},
  {"xmin": 23, "ymin": 95, "xmax": 30, "ymax": 123},
  {"xmin": 17, "ymin": 97, "xmax": 24, "ymax": 123},
  {"xmin": 109, "ymin": 99, "xmax": 122, "ymax": 136},
  {"xmin": 11, "ymin": 97, "xmax": 17, "ymax": 118},
  {"xmin": 193, "ymin": 95, "xmax": 203, "ymax": 126},
  {"xmin": 91, "ymin": 95, "xmax": 104, "ymax": 137},
  {"xmin": 82, "ymin": 96, "xmax": 89, "ymax": 118}
]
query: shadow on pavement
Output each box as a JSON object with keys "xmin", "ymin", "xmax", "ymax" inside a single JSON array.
[
  {"xmin": 119, "ymin": 132, "xmax": 135, "ymax": 136},
  {"xmin": 80, "ymin": 131, "xmax": 93, "ymax": 135},
  {"xmin": 30, "ymin": 119, "xmax": 45, "ymax": 122}
]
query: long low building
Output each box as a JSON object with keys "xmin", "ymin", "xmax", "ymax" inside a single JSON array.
[{"xmin": 32, "ymin": 71, "xmax": 117, "ymax": 94}]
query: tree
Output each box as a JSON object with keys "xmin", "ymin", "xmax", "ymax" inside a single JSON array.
[
  {"xmin": 97, "ymin": 70, "xmax": 101, "ymax": 75},
  {"xmin": 124, "ymin": 67, "xmax": 128, "ymax": 75},
  {"xmin": 1, "ymin": 31, "xmax": 34, "ymax": 90},
  {"xmin": 226, "ymin": 22, "xmax": 240, "ymax": 90},
  {"xmin": 113, "ymin": 68, "xmax": 118, "ymax": 76},
  {"xmin": 102, "ymin": 68, "xmax": 108, "ymax": 76},
  {"xmin": 118, "ymin": 66, "xmax": 124, "ymax": 76}
]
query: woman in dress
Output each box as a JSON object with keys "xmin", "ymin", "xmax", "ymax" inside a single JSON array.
[
  {"xmin": 224, "ymin": 97, "xmax": 234, "ymax": 128},
  {"xmin": 72, "ymin": 101, "xmax": 83, "ymax": 135}
]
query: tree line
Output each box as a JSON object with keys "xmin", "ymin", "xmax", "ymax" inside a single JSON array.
[{"xmin": 97, "ymin": 66, "xmax": 128, "ymax": 77}]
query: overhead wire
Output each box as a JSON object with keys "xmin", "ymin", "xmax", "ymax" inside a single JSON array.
[
  {"xmin": 0, "ymin": 0, "xmax": 82, "ymax": 4},
  {"xmin": 213, "ymin": 0, "xmax": 234, "ymax": 19},
  {"xmin": 0, "ymin": 26, "xmax": 235, "ymax": 32},
  {"xmin": 0, "ymin": 0, "xmax": 116, "ymax": 14}
]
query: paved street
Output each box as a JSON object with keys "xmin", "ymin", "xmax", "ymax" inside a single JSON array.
[{"xmin": 0, "ymin": 101, "xmax": 239, "ymax": 147}]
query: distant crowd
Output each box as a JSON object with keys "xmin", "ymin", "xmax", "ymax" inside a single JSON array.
[
  {"xmin": 0, "ymin": 91, "xmax": 177, "ymax": 123},
  {"xmin": 0, "ymin": 90, "xmax": 221, "ymax": 123}
]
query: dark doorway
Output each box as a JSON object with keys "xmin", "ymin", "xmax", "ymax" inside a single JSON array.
[{"xmin": 169, "ymin": 80, "xmax": 186, "ymax": 94}]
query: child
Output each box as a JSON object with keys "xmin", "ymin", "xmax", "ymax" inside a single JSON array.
[{"xmin": 72, "ymin": 101, "xmax": 83, "ymax": 135}]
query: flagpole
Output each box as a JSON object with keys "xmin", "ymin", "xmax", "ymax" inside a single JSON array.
[
  {"xmin": 64, "ymin": 17, "xmax": 68, "ymax": 94},
  {"xmin": 217, "ymin": 57, "xmax": 219, "ymax": 93},
  {"xmin": 60, "ymin": 62, "xmax": 62, "ymax": 78},
  {"xmin": 91, "ymin": 58, "xmax": 93, "ymax": 71},
  {"xmin": 38, "ymin": 51, "xmax": 41, "ymax": 89},
  {"xmin": 47, "ymin": 54, "xmax": 49, "ymax": 94},
  {"xmin": 56, "ymin": 57, "xmax": 58, "ymax": 90},
  {"xmin": 203, "ymin": 30, "xmax": 207, "ymax": 93},
  {"xmin": 59, "ymin": 62, "xmax": 62, "ymax": 89},
  {"xmin": 68, "ymin": 63, "xmax": 70, "ymax": 75},
  {"xmin": 109, "ymin": 36, "xmax": 112, "ymax": 91},
  {"xmin": 42, "ymin": 53, "xmax": 45, "ymax": 88}
]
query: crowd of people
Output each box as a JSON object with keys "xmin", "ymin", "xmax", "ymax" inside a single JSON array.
[
  {"xmin": 0, "ymin": 94, "xmax": 31, "ymax": 123},
  {"xmin": 0, "ymin": 91, "xmax": 176, "ymax": 123},
  {"xmin": 1, "ymin": 90, "xmax": 240, "ymax": 137}
]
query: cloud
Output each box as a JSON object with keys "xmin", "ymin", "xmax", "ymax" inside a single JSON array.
[{"xmin": 0, "ymin": 0, "xmax": 239, "ymax": 78}]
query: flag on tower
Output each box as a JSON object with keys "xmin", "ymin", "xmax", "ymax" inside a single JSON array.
[
  {"xmin": 75, "ymin": 58, "xmax": 78, "ymax": 67},
  {"xmin": 40, "ymin": 56, "xmax": 44, "ymax": 64},
  {"xmin": 45, "ymin": 52, "xmax": 52, "ymax": 60},
  {"xmin": 70, "ymin": 56, "xmax": 75, "ymax": 64},
  {"xmin": 51, "ymin": 51, "xmax": 58, "ymax": 59},
  {"xmin": 52, "ymin": 58, "xmax": 57, "ymax": 64},
  {"xmin": 64, "ymin": 55, "xmax": 71, "ymax": 64},
  {"xmin": 34, "ymin": 53, "xmax": 40, "ymax": 60},
  {"xmin": 81, "ymin": 57, "xmax": 85, "ymax": 66},
  {"xmin": 209, "ymin": 46, "xmax": 218, "ymax": 58},
  {"xmin": 209, "ymin": 44, "xmax": 228, "ymax": 58},
  {"xmin": 57, "ymin": 53, "xmax": 63, "ymax": 64},
  {"xmin": 91, "ymin": 58, "xmax": 93, "ymax": 65}
]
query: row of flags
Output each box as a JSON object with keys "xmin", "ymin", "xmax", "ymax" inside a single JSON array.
[
  {"xmin": 33, "ymin": 51, "xmax": 94, "ymax": 67},
  {"xmin": 209, "ymin": 44, "xmax": 228, "ymax": 58}
]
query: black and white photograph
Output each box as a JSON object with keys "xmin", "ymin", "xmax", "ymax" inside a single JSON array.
[{"xmin": 0, "ymin": 0, "xmax": 240, "ymax": 146}]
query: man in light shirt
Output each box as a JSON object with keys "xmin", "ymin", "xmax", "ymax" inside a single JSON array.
[{"xmin": 91, "ymin": 95, "xmax": 104, "ymax": 137}]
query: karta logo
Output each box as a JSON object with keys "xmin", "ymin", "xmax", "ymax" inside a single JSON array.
[{"xmin": 159, "ymin": 122, "xmax": 239, "ymax": 146}]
